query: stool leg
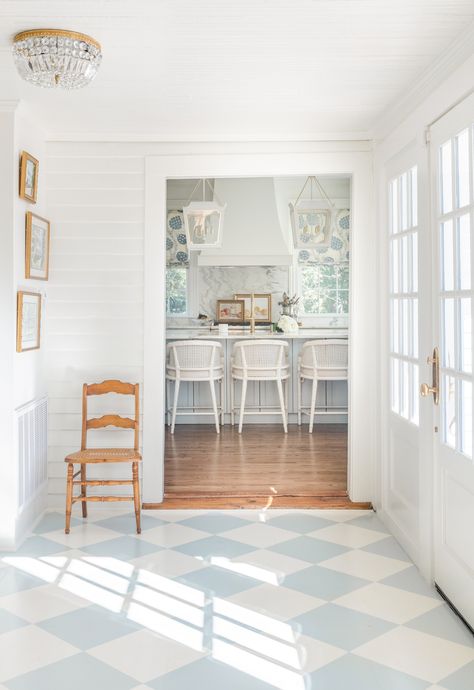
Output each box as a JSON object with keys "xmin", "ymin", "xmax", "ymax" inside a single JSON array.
[
  {"xmin": 209, "ymin": 379, "xmax": 219, "ymax": 434},
  {"xmin": 238, "ymin": 379, "xmax": 247, "ymax": 433},
  {"xmin": 309, "ymin": 379, "xmax": 318, "ymax": 433},
  {"xmin": 230, "ymin": 377, "xmax": 235, "ymax": 426},
  {"xmin": 166, "ymin": 378, "xmax": 171, "ymax": 427},
  {"xmin": 65, "ymin": 463, "xmax": 74, "ymax": 534},
  {"xmin": 297, "ymin": 376, "xmax": 302, "ymax": 426},
  {"xmin": 171, "ymin": 379, "xmax": 180, "ymax": 434},
  {"xmin": 81, "ymin": 465, "xmax": 87, "ymax": 518},
  {"xmin": 132, "ymin": 461, "xmax": 141, "ymax": 534},
  {"xmin": 277, "ymin": 378, "xmax": 288, "ymax": 433},
  {"xmin": 220, "ymin": 377, "xmax": 225, "ymax": 426}
]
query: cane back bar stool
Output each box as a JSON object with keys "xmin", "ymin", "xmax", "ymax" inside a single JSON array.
[
  {"xmin": 166, "ymin": 340, "xmax": 224, "ymax": 434},
  {"xmin": 297, "ymin": 339, "xmax": 348, "ymax": 433},
  {"xmin": 231, "ymin": 340, "xmax": 290, "ymax": 433},
  {"xmin": 64, "ymin": 379, "xmax": 142, "ymax": 534}
]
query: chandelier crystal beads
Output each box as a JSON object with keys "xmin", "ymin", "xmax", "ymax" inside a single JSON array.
[{"xmin": 12, "ymin": 29, "xmax": 102, "ymax": 89}]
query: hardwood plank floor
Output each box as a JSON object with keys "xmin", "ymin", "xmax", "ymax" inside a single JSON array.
[{"xmin": 158, "ymin": 423, "xmax": 370, "ymax": 509}]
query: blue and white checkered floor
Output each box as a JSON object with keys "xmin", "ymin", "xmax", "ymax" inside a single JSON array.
[{"xmin": 0, "ymin": 509, "xmax": 473, "ymax": 690}]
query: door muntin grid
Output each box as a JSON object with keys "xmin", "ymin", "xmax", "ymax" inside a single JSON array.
[
  {"xmin": 438, "ymin": 126, "xmax": 474, "ymax": 459},
  {"xmin": 389, "ymin": 167, "xmax": 419, "ymax": 425}
]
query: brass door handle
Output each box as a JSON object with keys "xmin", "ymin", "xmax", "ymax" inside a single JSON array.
[{"xmin": 420, "ymin": 347, "xmax": 439, "ymax": 405}]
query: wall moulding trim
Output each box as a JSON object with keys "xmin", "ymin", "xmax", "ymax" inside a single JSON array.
[
  {"xmin": 143, "ymin": 149, "xmax": 376, "ymax": 504},
  {"xmin": 373, "ymin": 18, "xmax": 474, "ymax": 142}
]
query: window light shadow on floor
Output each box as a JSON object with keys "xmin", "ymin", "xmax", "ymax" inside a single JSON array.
[{"xmin": 2, "ymin": 552, "xmax": 308, "ymax": 690}]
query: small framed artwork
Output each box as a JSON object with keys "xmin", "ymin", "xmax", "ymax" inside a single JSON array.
[
  {"xmin": 216, "ymin": 299, "xmax": 245, "ymax": 323},
  {"xmin": 17, "ymin": 291, "xmax": 41, "ymax": 352},
  {"xmin": 25, "ymin": 212, "xmax": 50, "ymax": 280},
  {"xmin": 19, "ymin": 151, "xmax": 39, "ymax": 203},
  {"xmin": 234, "ymin": 293, "xmax": 272, "ymax": 323}
]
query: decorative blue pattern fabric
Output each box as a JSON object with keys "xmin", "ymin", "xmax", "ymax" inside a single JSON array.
[
  {"xmin": 298, "ymin": 209, "xmax": 350, "ymax": 265},
  {"xmin": 166, "ymin": 211, "xmax": 189, "ymax": 267}
]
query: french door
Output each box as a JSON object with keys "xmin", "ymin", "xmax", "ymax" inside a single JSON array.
[
  {"xmin": 385, "ymin": 93, "xmax": 474, "ymax": 628},
  {"xmin": 430, "ymin": 93, "xmax": 474, "ymax": 625}
]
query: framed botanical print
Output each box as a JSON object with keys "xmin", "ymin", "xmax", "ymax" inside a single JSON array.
[
  {"xmin": 25, "ymin": 212, "xmax": 50, "ymax": 280},
  {"xmin": 19, "ymin": 151, "xmax": 39, "ymax": 203},
  {"xmin": 234, "ymin": 293, "xmax": 272, "ymax": 323},
  {"xmin": 216, "ymin": 299, "xmax": 245, "ymax": 323},
  {"xmin": 17, "ymin": 291, "xmax": 41, "ymax": 352}
]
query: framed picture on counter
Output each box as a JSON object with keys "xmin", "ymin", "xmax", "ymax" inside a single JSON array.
[
  {"xmin": 16, "ymin": 291, "xmax": 41, "ymax": 352},
  {"xmin": 216, "ymin": 299, "xmax": 245, "ymax": 323},
  {"xmin": 19, "ymin": 151, "xmax": 39, "ymax": 203},
  {"xmin": 25, "ymin": 212, "xmax": 50, "ymax": 280},
  {"xmin": 234, "ymin": 293, "xmax": 272, "ymax": 323}
]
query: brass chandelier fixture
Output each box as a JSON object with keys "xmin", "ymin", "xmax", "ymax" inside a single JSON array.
[{"xmin": 12, "ymin": 29, "xmax": 102, "ymax": 89}]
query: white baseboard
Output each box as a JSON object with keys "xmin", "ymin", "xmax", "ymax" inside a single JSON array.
[{"xmin": 0, "ymin": 483, "xmax": 48, "ymax": 551}]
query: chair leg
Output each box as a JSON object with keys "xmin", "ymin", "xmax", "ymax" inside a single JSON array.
[
  {"xmin": 171, "ymin": 379, "xmax": 180, "ymax": 434},
  {"xmin": 209, "ymin": 379, "xmax": 219, "ymax": 434},
  {"xmin": 65, "ymin": 463, "xmax": 74, "ymax": 534},
  {"xmin": 238, "ymin": 379, "xmax": 247, "ymax": 433},
  {"xmin": 277, "ymin": 378, "xmax": 288, "ymax": 433},
  {"xmin": 132, "ymin": 461, "xmax": 141, "ymax": 534},
  {"xmin": 81, "ymin": 465, "xmax": 87, "ymax": 518},
  {"xmin": 309, "ymin": 379, "xmax": 318, "ymax": 433},
  {"xmin": 297, "ymin": 376, "xmax": 302, "ymax": 426}
]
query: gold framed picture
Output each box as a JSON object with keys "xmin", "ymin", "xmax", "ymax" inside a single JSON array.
[
  {"xmin": 19, "ymin": 150, "xmax": 39, "ymax": 203},
  {"xmin": 216, "ymin": 299, "xmax": 245, "ymax": 323},
  {"xmin": 25, "ymin": 212, "xmax": 50, "ymax": 280},
  {"xmin": 234, "ymin": 293, "xmax": 272, "ymax": 323},
  {"xmin": 17, "ymin": 291, "xmax": 41, "ymax": 352}
]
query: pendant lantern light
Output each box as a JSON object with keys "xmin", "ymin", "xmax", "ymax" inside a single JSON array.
[
  {"xmin": 289, "ymin": 176, "xmax": 336, "ymax": 249},
  {"xmin": 183, "ymin": 179, "xmax": 226, "ymax": 249}
]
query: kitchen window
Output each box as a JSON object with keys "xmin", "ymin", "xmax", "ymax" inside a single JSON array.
[
  {"xmin": 298, "ymin": 263, "xmax": 349, "ymax": 315},
  {"xmin": 166, "ymin": 266, "xmax": 188, "ymax": 315}
]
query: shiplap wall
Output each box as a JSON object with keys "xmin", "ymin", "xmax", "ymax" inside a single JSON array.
[{"xmin": 46, "ymin": 144, "xmax": 145, "ymax": 507}]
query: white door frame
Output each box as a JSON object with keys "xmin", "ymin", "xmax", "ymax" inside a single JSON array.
[{"xmin": 142, "ymin": 149, "xmax": 375, "ymax": 504}]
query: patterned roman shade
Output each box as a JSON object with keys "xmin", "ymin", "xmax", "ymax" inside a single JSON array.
[
  {"xmin": 166, "ymin": 210, "xmax": 189, "ymax": 267},
  {"xmin": 297, "ymin": 209, "xmax": 350, "ymax": 265}
]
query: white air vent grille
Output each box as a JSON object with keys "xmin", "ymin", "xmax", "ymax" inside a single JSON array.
[{"xmin": 17, "ymin": 397, "xmax": 48, "ymax": 509}]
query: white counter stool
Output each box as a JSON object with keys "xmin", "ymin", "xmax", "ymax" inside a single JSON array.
[
  {"xmin": 297, "ymin": 339, "xmax": 348, "ymax": 433},
  {"xmin": 166, "ymin": 340, "xmax": 224, "ymax": 434},
  {"xmin": 231, "ymin": 340, "xmax": 290, "ymax": 433}
]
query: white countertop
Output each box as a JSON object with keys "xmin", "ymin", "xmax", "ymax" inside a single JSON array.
[{"xmin": 166, "ymin": 327, "xmax": 348, "ymax": 340}]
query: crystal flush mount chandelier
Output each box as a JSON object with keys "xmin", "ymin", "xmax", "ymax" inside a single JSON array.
[{"xmin": 12, "ymin": 29, "xmax": 102, "ymax": 89}]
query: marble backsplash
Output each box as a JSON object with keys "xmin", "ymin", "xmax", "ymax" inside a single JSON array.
[
  {"xmin": 198, "ymin": 265, "xmax": 289, "ymax": 321},
  {"xmin": 166, "ymin": 266, "xmax": 289, "ymax": 326}
]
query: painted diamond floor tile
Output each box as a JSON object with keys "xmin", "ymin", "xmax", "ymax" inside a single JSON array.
[
  {"xmin": 0, "ymin": 583, "xmax": 89, "ymax": 623},
  {"xmin": 406, "ymin": 605, "xmax": 474, "ymax": 647},
  {"xmin": 227, "ymin": 582, "xmax": 325, "ymax": 620},
  {"xmin": 353, "ymin": 627, "xmax": 474, "ymax": 684},
  {"xmin": 308, "ymin": 652, "xmax": 430, "ymax": 690},
  {"xmin": 269, "ymin": 535, "xmax": 349, "ymax": 564},
  {"xmin": 318, "ymin": 547, "xmax": 411, "ymax": 580},
  {"xmin": 333, "ymin": 582, "xmax": 442, "ymax": 624},
  {"xmin": 283, "ymin": 563, "xmax": 369, "ymax": 599},
  {"xmin": 1, "ymin": 509, "xmax": 472, "ymax": 690},
  {"xmin": 5, "ymin": 653, "xmax": 137, "ymax": 690},
  {"xmin": 176, "ymin": 513, "xmax": 253, "ymax": 534},
  {"xmin": 88, "ymin": 629, "xmax": 206, "ymax": 683},
  {"xmin": 308, "ymin": 523, "xmax": 387, "ymax": 548},
  {"xmin": 0, "ymin": 626, "xmax": 78, "ymax": 683},
  {"xmin": 293, "ymin": 603, "xmax": 395, "ymax": 650}
]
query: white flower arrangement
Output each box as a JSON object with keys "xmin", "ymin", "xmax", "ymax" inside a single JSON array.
[{"xmin": 277, "ymin": 315, "xmax": 299, "ymax": 333}]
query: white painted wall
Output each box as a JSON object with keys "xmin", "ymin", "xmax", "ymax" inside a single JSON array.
[
  {"xmin": 373, "ymin": 53, "xmax": 474, "ymax": 578},
  {"xmin": 0, "ymin": 103, "xmax": 48, "ymax": 548},
  {"xmin": 44, "ymin": 141, "xmax": 375, "ymax": 506}
]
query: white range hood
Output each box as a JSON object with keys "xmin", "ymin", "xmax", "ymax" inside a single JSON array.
[{"xmin": 197, "ymin": 178, "xmax": 293, "ymax": 266}]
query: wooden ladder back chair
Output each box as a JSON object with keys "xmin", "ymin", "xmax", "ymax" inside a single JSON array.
[{"xmin": 64, "ymin": 379, "xmax": 142, "ymax": 534}]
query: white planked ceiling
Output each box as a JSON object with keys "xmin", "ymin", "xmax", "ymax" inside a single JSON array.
[{"xmin": 0, "ymin": 0, "xmax": 473, "ymax": 140}]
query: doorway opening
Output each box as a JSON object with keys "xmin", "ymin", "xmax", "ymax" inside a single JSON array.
[{"xmin": 161, "ymin": 174, "xmax": 362, "ymax": 508}]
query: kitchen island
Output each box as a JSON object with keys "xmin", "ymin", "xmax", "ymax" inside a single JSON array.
[{"xmin": 165, "ymin": 327, "xmax": 348, "ymax": 425}]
